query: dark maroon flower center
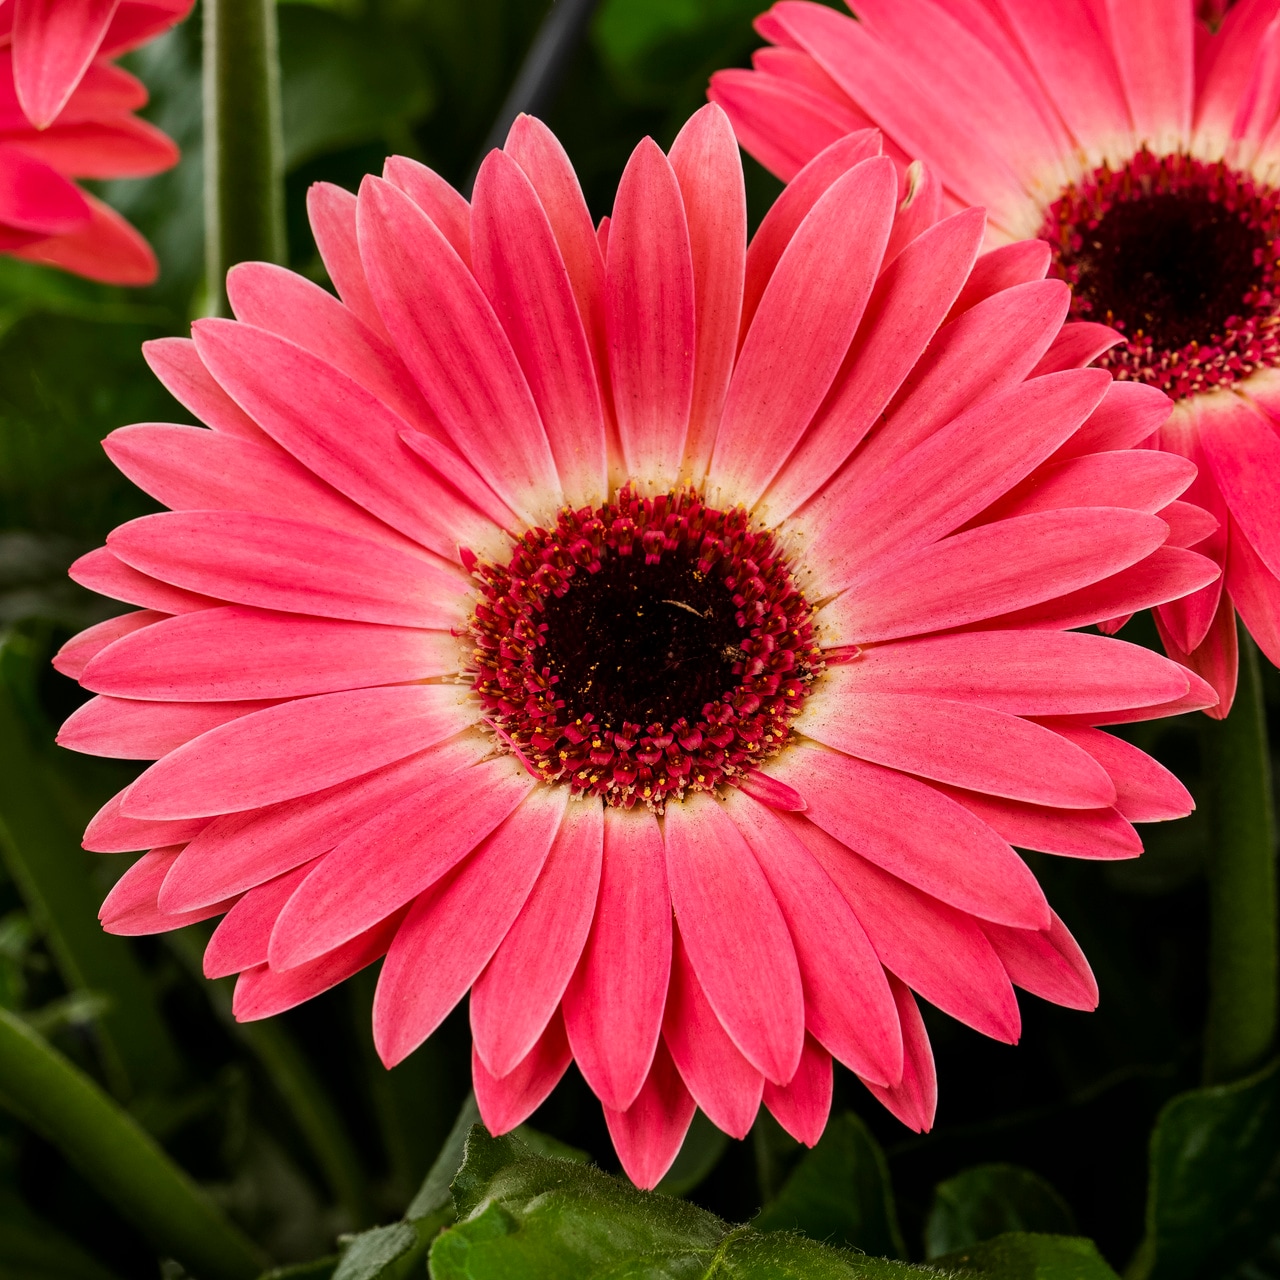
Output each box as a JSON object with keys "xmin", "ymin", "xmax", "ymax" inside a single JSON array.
[
  {"xmin": 467, "ymin": 487, "xmax": 820, "ymax": 809},
  {"xmin": 1041, "ymin": 151, "xmax": 1280, "ymax": 399}
]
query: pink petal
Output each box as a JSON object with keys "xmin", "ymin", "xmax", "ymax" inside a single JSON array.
[
  {"xmin": 70, "ymin": 545, "xmax": 218, "ymax": 614},
  {"xmin": 356, "ymin": 175, "xmax": 561, "ymax": 522},
  {"xmin": 269, "ymin": 753, "xmax": 534, "ymax": 973},
  {"xmin": 52, "ymin": 609, "xmax": 165, "ymax": 680},
  {"xmin": 798, "ymin": 685, "xmax": 1116, "ymax": 809},
  {"xmin": 100, "ymin": 847, "xmax": 235, "ymax": 936},
  {"xmin": 808, "ymin": 368, "xmax": 1112, "ymax": 595},
  {"xmin": 790, "ymin": 814, "xmax": 1020, "ymax": 1043},
  {"xmin": 382, "ymin": 155, "xmax": 471, "ymax": 266},
  {"xmin": 823, "ymin": 507, "xmax": 1169, "ymax": 643},
  {"xmin": 835, "ymin": 628, "xmax": 1192, "ymax": 715},
  {"xmin": 663, "ymin": 925, "xmax": 764, "ymax": 1139},
  {"xmin": 947, "ymin": 240, "xmax": 1051, "ymax": 318},
  {"xmin": 83, "ymin": 791, "xmax": 208, "ymax": 853},
  {"xmin": 203, "ymin": 860, "xmax": 318, "ymax": 979},
  {"xmin": 602, "ymin": 1040, "xmax": 696, "ymax": 1190},
  {"xmin": 13, "ymin": 0, "xmax": 117, "ymax": 128},
  {"xmin": 502, "ymin": 115, "xmax": 610, "ymax": 405},
  {"xmin": 81, "ymin": 606, "xmax": 459, "ymax": 701},
  {"xmin": 1048, "ymin": 725, "xmax": 1193, "ymax": 822},
  {"xmin": 1106, "ymin": 0, "xmax": 1193, "ymax": 153},
  {"xmin": 159, "ymin": 738, "xmax": 483, "ymax": 912},
  {"xmin": 562, "ymin": 807, "xmax": 671, "ymax": 1112},
  {"xmin": 1028, "ymin": 321, "xmax": 1121, "ymax": 375},
  {"xmin": 1160, "ymin": 500, "xmax": 1219, "ymax": 549},
  {"xmin": 372, "ymin": 786, "xmax": 565, "ymax": 1066},
  {"xmin": 871, "ymin": 279, "xmax": 1071, "ymax": 474},
  {"xmin": 709, "ymin": 157, "xmax": 896, "ymax": 506},
  {"xmin": 1227, "ymin": 520, "xmax": 1280, "ymax": 669},
  {"xmin": 1198, "ymin": 390, "xmax": 1280, "ymax": 583},
  {"xmin": 192, "ymin": 319, "xmax": 498, "ymax": 560},
  {"xmin": 883, "ymin": 159, "xmax": 944, "ymax": 266},
  {"xmin": 233, "ymin": 910, "xmax": 406, "ymax": 1021},
  {"xmin": 738, "ymin": 129, "xmax": 882, "ymax": 339},
  {"xmin": 225, "ymin": 260, "xmax": 439, "ymax": 439},
  {"xmin": 668, "ymin": 104, "xmax": 746, "ymax": 475},
  {"xmin": 471, "ymin": 148, "xmax": 607, "ymax": 507},
  {"xmin": 118, "ymin": 685, "xmax": 477, "ymax": 819},
  {"xmin": 958, "ymin": 546, "xmax": 1220, "ymax": 636},
  {"xmin": 763, "ymin": 1033, "xmax": 833, "ymax": 1147},
  {"xmin": 663, "ymin": 794, "xmax": 804, "ymax": 1085},
  {"xmin": 11, "ymin": 190, "xmax": 156, "ymax": 285},
  {"xmin": 860, "ymin": 975, "xmax": 936, "ymax": 1132},
  {"xmin": 725, "ymin": 790, "xmax": 902, "ymax": 1087},
  {"xmin": 936, "ymin": 785, "xmax": 1142, "ymax": 860},
  {"xmin": 103, "ymin": 423, "xmax": 426, "ymax": 554},
  {"xmin": 1056, "ymin": 380, "xmax": 1173, "ymax": 460},
  {"xmin": 108, "ymin": 511, "xmax": 467, "ymax": 629},
  {"xmin": 764, "ymin": 208, "xmax": 985, "ymax": 520},
  {"xmin": 771, "ymin": 745, "xmax": 1049, "ymax": 930},
  {"xmin": 471, "ymin": 800, "xmax": 604, "ymax": 1077},
  {"xmin": 306, "ymin": 182, "xmax": 390, "ymax": 341},
  {"xmin": 986, "ymin": 450, "xmax": 1196, "ymax": 523},
  {"xmin": 1155, "ymin": 587, "xmax": 1239, "ymax": 720},
  {"xmin": 605, "ymin": 137, "xmax": 696, "ymax": 487},
  {"xmin": 984, "ymin": 911, "xmax": 1098, "ymax": 1011},
  {"xmin": 709, "ymin": 67, "xmax": 874, "ymax": 184},
  {"xmin": 58, "ymin": 694, "xmax": 273, "ymax": 760},
  {"xmin": 140, "ymin": 338, "xmax": 276, "ymax": 443},
  {"xmin": 473, "ymin": 1010, "xmax": 573, "ymax": 1135}
]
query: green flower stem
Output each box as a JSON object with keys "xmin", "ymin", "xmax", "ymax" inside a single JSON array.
[
  {"xmin": 0, "ymin": 1009, "xmax": 266, "ymax": 1280},
  {"xmin": 1203, "ymin": 627, "xmax": 1278, "ymax": 1084},
  {"xmin": 203, "ymin": 0, "xmax": 286, "ymax": 314}
]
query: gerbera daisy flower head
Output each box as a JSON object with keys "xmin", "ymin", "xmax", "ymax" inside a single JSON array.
[
  {"xmin": 57, "ymin": 104, "xmax": 1218, "ymax": 1187},
  {"xmin": 711, "ymin": 0, "xmax": 1280, "ymax": 716},
  {"xmin": 0, "ymin": 0, "xmax": 191, "ymax": 283}
]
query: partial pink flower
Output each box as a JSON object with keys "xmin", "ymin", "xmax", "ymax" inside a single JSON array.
[
  {"xmin": 0, "ymin": 0, "xmax": 191, "ymax": 283},
  {"xmin": 59, "ymin": 107, "xmax": 1216, "ymax": 1187},
  {"xmin": 712, "ymin": 0, "xmax": 1280, "ymax": 715}
]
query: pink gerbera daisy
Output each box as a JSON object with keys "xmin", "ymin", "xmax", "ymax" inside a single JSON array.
[
  {"xmin": 0, "ymin": 0, "xmax": 191, "ymax": 283},
  {"xmin": 58, "ymin": 106, "xmax": 1217, "ymax": 1188},
  {"xmin": 711, "ymin": 0, "xmax": 1280, "ymax": 714}
]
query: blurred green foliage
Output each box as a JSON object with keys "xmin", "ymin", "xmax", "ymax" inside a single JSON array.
[{"xmin": 0, "ymin": 0, "xmax": 1274, "ymax": 1277}]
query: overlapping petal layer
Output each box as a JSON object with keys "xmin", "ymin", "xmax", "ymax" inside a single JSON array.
[
  {"xmin": 62, "ymin": 107, "xmax": 1214, "ymax": 1187},
  {"xmin": 713, "ymin": 0, "xmax": 1280, "ymax": 713},
  {"xmin": 0, "ymin": 0, "xmax": 190, "ymax": 281}
]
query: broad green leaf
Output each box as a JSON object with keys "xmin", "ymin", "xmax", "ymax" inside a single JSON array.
[
  {"xmin": 429, "ymin": 1127, "xmax": 942, "ymax": 1280},
  {"xmin": 934, "ymin": 1233, "xmax": 1120, "ymax": 1280},
  {"xmin": 278, "ymin": 6, "xmax": 434, "ymax": 169},
  {"xmin": 754, "ymin": 1111, "xmax": 905, "ymax": 1258},
  {"xmin": 1128, "ymin": 1056, "xmax": 1280, "ymax": 1280},
  {"xmin": 925, "ymin": 1165, "xmax": 1075, "ymax": 1259}
]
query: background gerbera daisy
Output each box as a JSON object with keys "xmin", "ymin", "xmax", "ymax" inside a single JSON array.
[
  {"xmin": 711, "ymin": 0, "xmax": 1280, "ymax": 713},
  {"xmin": 55, "ymin": 104, "xmax": 1219, "ymax": 1188},
  {"xmin": 0, "ymin": 0, "xmax": 190, "ymax": 283}
]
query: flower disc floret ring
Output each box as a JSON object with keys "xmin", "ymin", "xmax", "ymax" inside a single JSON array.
[{"xmin": 58, "ymin": 106, "xmax": 1219, "ymax": 1188}]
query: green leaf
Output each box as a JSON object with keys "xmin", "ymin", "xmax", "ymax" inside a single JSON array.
[
  {"xmin": 278, "ymin": 6, "xmax": 434, "ymax": 169},
  {"xmin": 332, "ymin": 1223, "xmax": 421, "ymax": 1280},
  {"xmin": 934, "ymin": 1234, "xmax": 1120, "ymax": 1280},
  {"xmin": 429, "ymin": 1126, "xmax": 940, "ymax": 1280},
  {"xmin": 754, "ymin": 1111, "xmax": 905, "ymax": 1258},
  {"xmin": 1128, "ymin": 1055, "xmax": 1280, "ymax": 1280},
  {"xmin": 925, "ymin": 1165, "xmax": 1075, "ymax": 1260}
]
